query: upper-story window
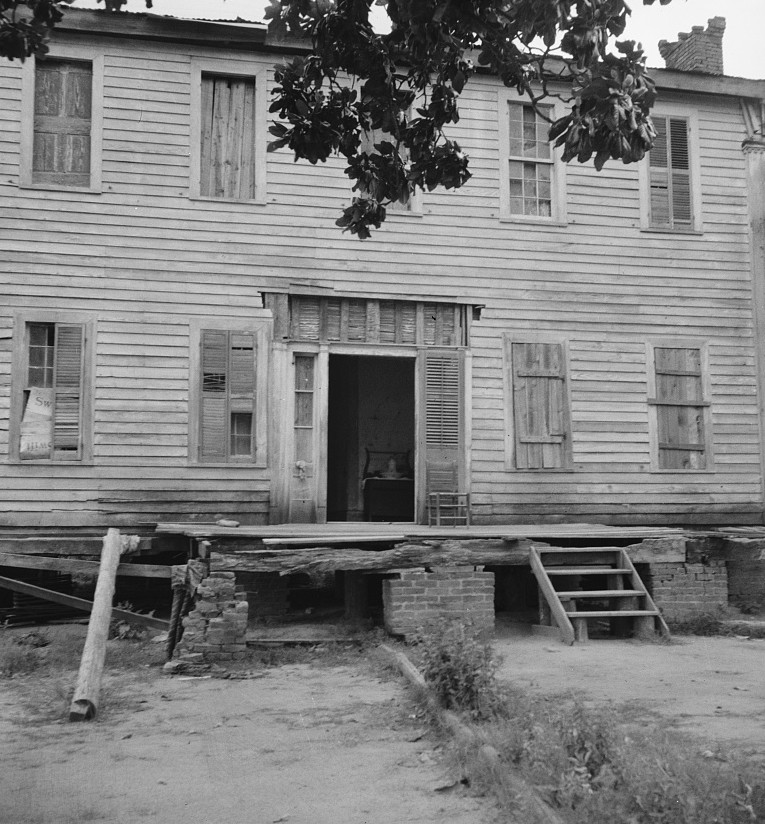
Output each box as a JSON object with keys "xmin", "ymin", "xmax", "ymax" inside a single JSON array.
[
  {"xmin": 20, "ymin": 52, "xmax": 104, "ymax": 192},
  {"xmin": 33, "ymin": 60, "xmax": 92, "ymax": 186},
  {"xmin": 649, "ymin": 116, "xmax": 692, "ymax": 229},
  {"xmin": 200, "ymin": 74, "xmax": 257, "ymax": 199},
  {"xmin": 640, "ymin": 105, "xmax": 701, "ymax": 233},
  {"xmin": 507, "ymin": 103, "xmax": 553, "ymax": 217},
  {"xmin": 499, "ymin": 96, "xmax": 566, "ymax": 224},
  {"xmin": 190, "ymin": 59, "xmax": 267, "ymax": 203}
]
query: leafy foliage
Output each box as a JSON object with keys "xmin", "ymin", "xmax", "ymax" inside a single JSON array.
[
  {"xmin": 2, "ymin": 0, "xmax": 675, "ymax": 236},
  {"xmin": 416, "ymin": 619, "xmax": 504, "ymax": 719},
  {"xmin": 266, "ymin": 0, "xmax": 672, "ymax": 236}
]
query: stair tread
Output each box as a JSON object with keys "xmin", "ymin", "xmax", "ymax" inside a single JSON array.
[
  {"xmin": 565, "ymin": 609, "xmax": 659, "ymax": 618},
  {"xmin": 536, "ymin": 547, "xmax": 624, "ymax": 554},
  {"xmin": 544, "ymin": 567, "xmax": 632, "ymax": 575},
  {"xmin": 557, "ymin": 590, "xmax": 644, "ymax": 598}
]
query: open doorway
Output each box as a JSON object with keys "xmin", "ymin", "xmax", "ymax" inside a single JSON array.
[{"xmin": 327, "ymin": 355, "xmax": 415, "ymax": 521}]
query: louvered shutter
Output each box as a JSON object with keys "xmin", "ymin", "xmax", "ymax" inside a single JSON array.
[
  {"xmin": 200, "ymin": 330, "xmax": 229, "ymax": 462},
  {"xmin": 33, "ymin": 60, "xmax": 92, "ymax": 187},
  {"xmin": 512, "ymin": 342, "xmax": 569, "ymax": 469},
  {"xmin": 423, "ymin": 351, "xmax": 464, "ymax": 497},
  {"xmin": 52, "ymin": 324, "xmax": 84, "ymax": 460},
  {"xmin": 669, "ymin": 118, "xmax": 691, "ymax": 224},
  {"xmin": 200, "ymin": 75, "xmax": 257, "ymax": 200},
  {"xmin": 650, "ymin": 116, "xmax": 692, "ymax": 228},
  {"xmin": 229, "ymin": 333, "xmax": 255, "ymax": 458}
]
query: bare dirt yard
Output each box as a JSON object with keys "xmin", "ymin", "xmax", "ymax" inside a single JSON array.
[
  {"xmin": 1, "ymin": 623, "xmax": 764, "ymax": 824},
  {"xmin": 494, "ymin": 623, "xmax": 765, "ymax": 762},
  {"xmin": 0, "ymin": 626, "xmax": 492, "ymax": 824}
]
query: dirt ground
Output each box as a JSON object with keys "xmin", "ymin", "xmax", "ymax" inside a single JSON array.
[
  {"xmin": 2, "ymin": 624, "xmax": 765, "ymax": 824},
  {"xmin": 494, "ymin": 622, "xmax": 765, "ymax": 760},
  {"xmin": 0, "ymin": 629, "xmax": 491, "ymax": 824}
]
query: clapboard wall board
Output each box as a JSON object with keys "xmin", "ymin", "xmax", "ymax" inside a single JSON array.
[{"xmin": 0, "ymin": 9, "xmax": 762, "ymax": 527}]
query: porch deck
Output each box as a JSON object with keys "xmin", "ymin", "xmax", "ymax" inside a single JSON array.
[{"xmin": 155, "ymin": 520, "xmax": 685, "ymax": 546}]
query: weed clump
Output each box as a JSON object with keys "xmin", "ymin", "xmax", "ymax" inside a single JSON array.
[{"xmin": 415, "ymin": 620, "xmax": 505, "ymax": 719}]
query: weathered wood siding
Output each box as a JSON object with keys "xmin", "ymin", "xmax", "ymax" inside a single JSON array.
[{"xmin": 0, "ymin": 15, "xmax": 761, "ymax": 527}]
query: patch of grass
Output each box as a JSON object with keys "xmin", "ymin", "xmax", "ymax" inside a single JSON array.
[
  {"xmin": 443, "ymin": 688, "xmax": 765, "ymax": 824},
  {"xmin": 669, "ymin": 611, "xmax": 734, "ymax": 637},
  {"xmin": 413, "ymin": 620, "xmax": 506, "ymax": 720}
]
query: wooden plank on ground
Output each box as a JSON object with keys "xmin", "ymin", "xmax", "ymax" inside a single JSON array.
[
  {"xmin": 0, "ymin": 553, "xmax": 172, "ymax": 578},
  {"xmin": 0, "ymin": 574, "xmax": 168, "ymax": 631}
]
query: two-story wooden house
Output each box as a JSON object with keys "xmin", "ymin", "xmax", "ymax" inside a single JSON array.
[{"xmin": 2, "ymin": 10, "xmax": 765, "ymax": 533}]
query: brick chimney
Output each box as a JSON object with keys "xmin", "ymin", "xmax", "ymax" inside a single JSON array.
[{"xmin": 658, "ymin": 17, "xmax": 726, "ymax": 75}]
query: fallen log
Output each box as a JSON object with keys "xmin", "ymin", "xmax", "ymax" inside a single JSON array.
[
  {"xmin": 70, "ymin": 529, "xmax": 122, "ymax": 721},
  {"xmin": 381, "ymin": 644, "xmax": 566, "ymax": 824},
  {"xmin": 208, "ymin": 535, "xmax": 686, "ymax": 576},
  {"xmin": 210, "ymin": 539, "xmax": 535, "ymax": 575}
]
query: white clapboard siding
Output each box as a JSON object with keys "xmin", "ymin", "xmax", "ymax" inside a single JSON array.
[{"xmin": 0, "ymin": 21, "xmax": 761, "ymax": 527}]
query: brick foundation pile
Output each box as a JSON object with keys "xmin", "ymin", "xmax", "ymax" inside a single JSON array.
[
  {"xmin": 174, "ymin": 571, "xmax": 249, "ymax": 662},
  {"xmin": 382, "ymin": 566, "xmax": 494, "ymax": 638},
  {"xmin": 649, "ymin": 561, "xmax": 728, "ymax": 623}
]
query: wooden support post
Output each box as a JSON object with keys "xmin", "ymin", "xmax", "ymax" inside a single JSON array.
[
  {"xmin": 343, "ymin": 571, "xmax": 368, "ymax": 624},
  {"xmin": 69, "ymin": 529, "xmax": 123, "ymax": 722}
]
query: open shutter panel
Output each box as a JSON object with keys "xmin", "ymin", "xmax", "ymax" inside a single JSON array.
[
  {"xmin": 669, "ymin": 118, "xmax": 691, "ymax": 225},
  {"xmin": 229, "ymin": 333, "xmax": 256, "ymax": 459},
  {"xmin": 512, "ymin": 342, "xmax": 567, "ymax": 469},
  {"xmin": 33, "ymin": 60, "xmax": 92, "ymax": 187},
  {"xmin": 52, "ymin": 324, "xmax": 84, "ymax": 459},
  {"xmin": 649, "ymin": 117, "xmax": 671, "ymax": 227},
  {"xmin": 424, "ymin": 352, "xmax": 463, "ymax": 495},
  {"xmin": 200, "ymin": 330, "xmax": 229, "ymax": 462}
]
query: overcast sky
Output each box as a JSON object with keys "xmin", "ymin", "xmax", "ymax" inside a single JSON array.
[{"xmin": 73, "ymin": 0, "xmax": 765, "ymax": 79}]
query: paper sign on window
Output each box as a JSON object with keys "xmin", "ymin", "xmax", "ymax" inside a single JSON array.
[{"xmin": 20, "ymin": 386, "xmax": 53, "ymax": 459}]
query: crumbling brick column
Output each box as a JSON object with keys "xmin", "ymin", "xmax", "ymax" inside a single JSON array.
[
  {"xmin": 174, "ymin": 571, "xmax": 248, "ymax": 662},
  {"xmin": 382, "ymin": 566, "xmax": 495, "ymax": 638},
  {"xmin": 648, "ymin": 561, "xmax": 728, "ymax": 623}
]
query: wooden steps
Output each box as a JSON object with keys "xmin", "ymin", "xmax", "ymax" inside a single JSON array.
[{"xmin": 529, "ymin": 545, "xmax": 671, "ymax": 645}]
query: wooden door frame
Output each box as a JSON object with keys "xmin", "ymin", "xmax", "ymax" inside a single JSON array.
[{"xmin": 272, "ymin": 342, "xmax": 469, "ymax": 525}]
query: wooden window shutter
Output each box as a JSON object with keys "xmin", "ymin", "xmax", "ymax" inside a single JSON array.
[
  {"xmin": 512, "ymin": 342, "xmax": 569, "ymax": 470},
  {"xmin": 200, "ymin": 330, "xmax": 257, "ymax": 462},
  {"xmin": 650, "ymin": 116, "xmax": 692, "ymax": 228},
  {"xmin": 423, "ymin": 352, "xmax": 463, "ymax": 495},
  {"xmin": 200, "ymin": 331, "xmax": 229, "ymax": 462},
  {"xmin": 652, "ymin": 347, "xmax": 707, "ymax": 470},
  {"xmin": 200, "ymin": 74, "xmax": 257, "ymax": 200},
  {"xmin": 33, "ymin": 60, "xmax": 92, "ymax": 187},
  {"xmin": 52, "ymin": 324, "xmax": 84, "ymax": 460}
]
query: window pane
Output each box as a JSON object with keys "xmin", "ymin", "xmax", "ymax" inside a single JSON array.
[
  {"xmin": 294, "ymin": 392, "xmax": 313, "ymax": 427},
  {"xmin": 230, "ymin": 412, "xmax": 253, "ymax": 456},
  {"xmin": 508, "ymin": 105, "xmax": 523, "ymax": 156},
  {"xmin": 295, "ymin": 356, "xmax": 314, "ymax": 390}
]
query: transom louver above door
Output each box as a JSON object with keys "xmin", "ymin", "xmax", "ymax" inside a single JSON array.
[{"xmin": 266, "ymin": 295, "xmax": 469, "ymax": 347}]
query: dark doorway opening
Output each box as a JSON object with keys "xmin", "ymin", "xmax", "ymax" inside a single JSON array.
[{"xmin": 327, "ymin": 355, "xmax": 415, "ymax": 521}]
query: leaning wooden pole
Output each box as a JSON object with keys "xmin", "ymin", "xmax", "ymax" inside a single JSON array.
[{"xmin": 69, "ymin": 528, "xmax": 123, "ymax": 722}]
